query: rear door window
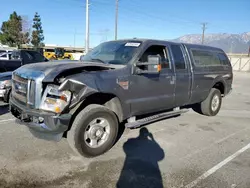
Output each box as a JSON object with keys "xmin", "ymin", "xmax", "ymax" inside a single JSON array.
[
  {"xmin": 217, "ymin": 53, "xmax": 230, "ymax": 65},
  {"xmin": 191, "ymin": 49, "xmax": 221, "ymax": 66},
  {"xmin": 170, "ymin": 44, "xmax": 186, "ymax": 69}
]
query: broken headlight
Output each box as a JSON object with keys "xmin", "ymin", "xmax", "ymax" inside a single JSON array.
[{"xmin": 40, "ymin": 84, "xmax": 71, "ymax": 113}]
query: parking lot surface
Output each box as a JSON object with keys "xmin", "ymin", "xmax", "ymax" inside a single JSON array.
[{"xmin": 0, "ymin": 72, "xmax": 250, "ymax": 188}]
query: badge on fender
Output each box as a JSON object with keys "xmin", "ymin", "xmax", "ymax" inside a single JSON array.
[{"xmin": 117, "ymin": 79, "xmax": 129, "ymax": 90}]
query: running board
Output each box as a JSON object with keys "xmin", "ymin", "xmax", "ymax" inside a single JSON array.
[{"xmin": 125, "ymin": 109, "xmax": 189, "ymax": 129}]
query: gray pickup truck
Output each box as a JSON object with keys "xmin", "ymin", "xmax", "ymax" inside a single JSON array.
[{"xmin": 9, "ymin": 39, "xmax": 233, "ymax": 158}]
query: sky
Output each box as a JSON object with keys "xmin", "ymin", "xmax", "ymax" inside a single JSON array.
[{"xmin": 0, "ymin": 0, "xmax": 249, "ymax": 48}]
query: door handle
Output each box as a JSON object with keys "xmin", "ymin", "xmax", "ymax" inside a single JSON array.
[
  {"xmin": 166, "ymin": 75, "xmax": 175, "ymax": 80},
  {"xmin": 169, "ymin": 76, "xmax": 176, "ymax": 85}
]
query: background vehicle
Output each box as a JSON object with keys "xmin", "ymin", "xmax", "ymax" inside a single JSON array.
[
  {"xmin": 0, "ymin": 49, "xmax": 48, "ymax": 73},
  {"xmin": 9, "ymin": 39, "xmax": 233, "ymax": 158},
  {"xmin": 0, "ymin": 52, "xmax": 12, "ymax": 60},
  {"xmin": 44, "ymin": 47, "xmax": 73, "ymax": 60},
  {"xmin": 0, "ymin": 72, "xmax": 12, "ymax": 103},
  {"xmin": 0, "ymin": 48, "xmax": 13, "ymax": 60}
]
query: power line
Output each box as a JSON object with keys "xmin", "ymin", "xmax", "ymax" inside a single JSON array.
[
  {"xmin": 201, "ymin": 23, "xmax": 208, "ymax": 44},
  {"xmin": 92, "ymin": 0, "xmax": 199, "ymax": 25}
]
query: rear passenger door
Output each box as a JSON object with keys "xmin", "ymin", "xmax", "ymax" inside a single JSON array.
[{"xmin": 170, "ymin": 44, "xmax": 191, "ymax": 106}]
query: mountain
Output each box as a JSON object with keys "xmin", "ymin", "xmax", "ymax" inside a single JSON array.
[{"xmin": 173, "ymin": 32, "xmax": 250, "ymax": 53}]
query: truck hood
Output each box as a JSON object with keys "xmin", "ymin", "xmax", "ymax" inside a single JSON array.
[{"xmin": 14, "ymin": 60, "xmax": 125, "ymax": 82}]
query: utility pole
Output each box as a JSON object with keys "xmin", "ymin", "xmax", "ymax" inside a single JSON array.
[
  {"xmin": 201, "ymin": 23, "xmax": 208, "ymax": 44},
  {"xmin": 74, "ymin": 28, "xmax": 76, "ymax": 49},
  {"xmin": 115, "ymin": 0, "xmax": 119, "ymax": 40},
  {"xmin": 230, "ymin": 41, "xmax": 233, "ymax": 54},
  {"xmin": 85, "ymin": 0, "xmax": 90, "ymax": 54}
]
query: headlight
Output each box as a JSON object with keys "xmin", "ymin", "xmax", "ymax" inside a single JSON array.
[
  {"xmin": 0, "ymin": 80, "xmax": 11, "ymax": 89},
  {"xmin": 40, "ymin": 84, "xmax": 71, "ymax": 113}
]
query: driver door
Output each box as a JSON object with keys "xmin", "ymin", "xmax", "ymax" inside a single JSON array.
[{"xmin": 129, "ymin": 43, "xmax": 175, "ymax": 116}]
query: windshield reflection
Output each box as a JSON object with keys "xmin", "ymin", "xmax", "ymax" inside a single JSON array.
[{"xmin": 82, "ymin": 41, "xmax": 141, "ymax": 65}]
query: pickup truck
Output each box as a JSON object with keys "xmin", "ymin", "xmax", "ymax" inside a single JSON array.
[
  {"xmin": 9, "ymin": 39, "xmax": 233, "ymax": 158},
  {"xmin": 0, "ymin": 49, "xmax": 48, "ymax": 73}
]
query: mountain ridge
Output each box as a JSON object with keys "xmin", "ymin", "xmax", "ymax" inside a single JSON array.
[{"xmin": 172, "ymin": 32, "xmax": 250, "ymax": 53}]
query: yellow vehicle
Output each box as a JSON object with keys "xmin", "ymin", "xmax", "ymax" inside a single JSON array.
[{"xmin": 44, "ymin": 47, "xmax": 73, "ymax": 60}]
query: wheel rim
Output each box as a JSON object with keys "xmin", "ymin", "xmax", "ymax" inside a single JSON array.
[
  {"xmin": 84, "ymin": 117, "xmax": 111, "ymax": 148},
  {"xmin": 211, "ymin": 94, "xmax": 220, "ymax": 111}
]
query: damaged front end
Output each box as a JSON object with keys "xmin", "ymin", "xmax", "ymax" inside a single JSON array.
[{"xmin": 9, "ymin": 62, "xmax": 110, "ymax": 141}]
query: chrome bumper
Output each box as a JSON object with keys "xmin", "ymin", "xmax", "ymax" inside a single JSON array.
[{"xmin": 9, "ymin": 97, "xmax": 72, "ymax": 141}]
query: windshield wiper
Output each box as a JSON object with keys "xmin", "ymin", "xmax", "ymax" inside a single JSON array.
[{"xmin": 89, "ymin": 58, "xmax": 106, "ymax": 64}]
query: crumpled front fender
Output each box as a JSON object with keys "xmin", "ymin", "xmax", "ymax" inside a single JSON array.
[{"xmin": 58, "ymin": 78, "xmax": 98, "ymax": 110}]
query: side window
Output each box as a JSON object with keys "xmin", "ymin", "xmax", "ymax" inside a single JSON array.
[
  {"xmin": 170, "ymin": 44, "xmax": 186, "ymax": 69},
  {"xmin": 217, "ymin": 53, "xmax": 230, "ymax": 65},
  {"xmin": 22, "ymin": 52, "xmax": 33, "ymax": 63},
  {"xmin": 139, "ymin": 45, "xmax": 170, "ymax": 69},
  {"xmin": 26, "ymin": 51, "xmax": 45, "ymax": 63},
  {"xmin": 1, "ymin": 53, "xmax": 7, "ymax": 58},
  {"xmin": 11, "ymin": 51, "xmax": 21, "ymax": 60},
  {"xmin": 192, "ymin": 49, "xmax": 221, "ymax": 66}
]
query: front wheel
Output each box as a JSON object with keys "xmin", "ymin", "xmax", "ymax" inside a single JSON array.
[
  {"xmin": 67, "ymin": 104, "xmax": 119, "ymax": 158},
  {"xmin": 193, "ymin": 88, "xmax": 222, "ymax": 116}
]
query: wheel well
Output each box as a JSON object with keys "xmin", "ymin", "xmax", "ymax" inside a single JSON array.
[
  {"xmin": 71, "ymin": 93, "xmax": 123, "ymax": 123},
  {"xmin": 63, "ymin": 93, "xmax": 124, "ymax": 138},
  {"xmin": 212, "ymin": 82, "xmax": 225, "ymax": 96}
]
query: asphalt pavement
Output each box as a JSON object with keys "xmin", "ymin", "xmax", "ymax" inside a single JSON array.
[{"xmin": 0, "ymin": 72, "xmax": 250, "ymax": 188}]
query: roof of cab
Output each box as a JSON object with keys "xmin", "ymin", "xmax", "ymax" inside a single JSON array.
[
  {"xmin": 183, "ymin": 43, "xmax": 224, "ymax": 52},
  {"xmin": 106, "ymin": 38, "xmax": 224, "ymax": 52}
]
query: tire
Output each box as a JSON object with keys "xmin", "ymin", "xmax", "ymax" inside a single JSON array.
[
  {"xmin": 67, "ymin": 104, "xmax": 119, "ymax": 158},
  {"xmin": 194, "ymin": 88, "xmax": 222, "ymax": 116}
]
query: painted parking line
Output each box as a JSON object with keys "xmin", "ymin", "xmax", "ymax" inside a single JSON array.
[
  {"xmin": 0, "ymin": 119, "xmax": 15, "ymax": 124},
  {"xmin": 180, "ymin": 127, "xmax": 250, "ymax": 160},
  {"xmin": 184, "ymin": 142, "xmax": 250, "ymax": 188}
]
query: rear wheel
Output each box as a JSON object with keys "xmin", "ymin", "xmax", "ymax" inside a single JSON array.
[
  {"xmin": 67, "ymin": 104, "xmax": 119, "ymax": 158},
  {"xmin": 193, "ymin": 88, "xmax": 222, "ymax": 116}
]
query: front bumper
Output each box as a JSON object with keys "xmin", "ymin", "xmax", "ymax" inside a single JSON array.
[{"xmin": 9, "ymin": 97, "xmax": 72, "ymax": 141}]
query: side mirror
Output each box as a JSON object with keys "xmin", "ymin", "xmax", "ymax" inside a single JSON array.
[{"xmin": 135, "ymin": 55, "xmax": 162, "ymax": 74}]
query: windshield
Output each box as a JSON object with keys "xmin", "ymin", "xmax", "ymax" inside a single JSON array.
[
  {"xmin": 82, "ymin": 41, "xmax": 141, "ymax": 65},
  {"xmin": 55, "ymin": 48, "xmax": 64, "ymax": 56}
]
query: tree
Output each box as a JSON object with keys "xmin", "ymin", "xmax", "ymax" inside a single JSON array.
[
  {"xmin": 0, "ymin": 12, "xmax": 21, "ymax": 47},
  {"xmin": 0, "ymin": 11, "xmax": 30, "ymax": 48},
  {"xmin": 31, "ymin": 12, "xmax": 44, "ymax": 48}
]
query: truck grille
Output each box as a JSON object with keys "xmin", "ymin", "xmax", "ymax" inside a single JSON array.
[
  {"xmin": 11, "ymin": 70, "xmax": 45, "ymax": 109},
  {"xmin": 12, "ymin": 74, "xmax": 28, "ymax": 105},
  {"xmin": 12, "ymin": 74, "xmax": 36, "ymax": 107}
]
